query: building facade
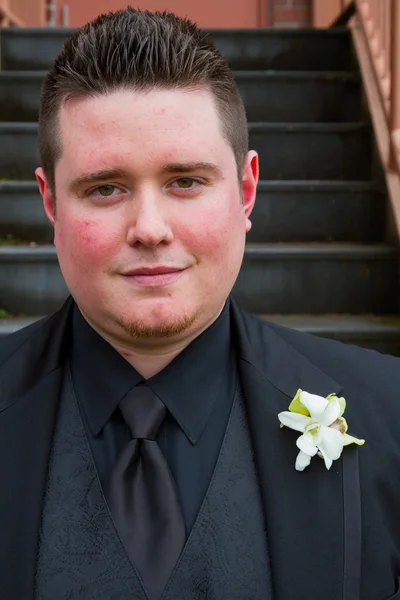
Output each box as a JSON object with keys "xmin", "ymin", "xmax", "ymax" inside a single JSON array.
[{"xmin": 3, "ymin": 0, "xmax": 343, "ymax": 29}]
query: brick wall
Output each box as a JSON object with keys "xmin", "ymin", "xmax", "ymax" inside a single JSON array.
[{"xmin": 272, "ymin": 0, "xmax": 312, "ymax": 28}]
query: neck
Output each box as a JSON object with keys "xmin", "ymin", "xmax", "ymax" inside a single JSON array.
[
  {"xmin": 114, "ymin": 342, "xmax": 192, "ymax": 379},
  {"xmin": 81, "ymin": 307, "xmax": 224, "ymax": 379}
]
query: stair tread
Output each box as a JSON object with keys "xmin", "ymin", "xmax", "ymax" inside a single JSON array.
[
  {"xmin": 0, "ymin": 71, "xmax": 48, "ymax": 78},
  {"xmin": 0, "ymin": 181, "xmax": 40, "ymax": 190},
  {"xmin": 244, "ymin": 243, "xmax": 399, "ymax": 258},
  {"xmin": 0, "ymin": 243, "xmax": 397, "ymax": 259},
  {"xmin": 235, "ymin": 71, "xmax": 360, "ymax": 80},
  {"xmin": 0, "ymin": 245, "xmax": 57, "ymax": 258},
  {"xmin": 0, "ymin": 122, "xmax": 38, "ymax": 131},
  {"xmin": 257, "ymin": 180, "xmax": 375, "ymax": 191},
  {"xmin": 263, "ymin": 314, "xmax": 400, "ymax": 336},
  {"xmin": 249, "ymin": 122, "xmax": 367, "ymax": 132},
  {"xmin": 0, "ymin": 316, "xmax": 43, "ymax": 335}
]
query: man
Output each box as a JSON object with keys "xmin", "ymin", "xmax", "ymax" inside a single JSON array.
[{"xmin": 0, "ymin": 7, "xmax": 399, "ymax": 600}]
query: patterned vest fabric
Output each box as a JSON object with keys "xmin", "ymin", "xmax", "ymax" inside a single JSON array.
[
  {"xmin": 35, "ymin": 369, "xmax": 273, "ymax": 600},
  {"xmin": 34, "ymin": 370, "xmax": 148, "ymax": 600}
]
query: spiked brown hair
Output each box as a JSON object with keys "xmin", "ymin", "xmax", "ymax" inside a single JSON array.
[{"xmin": 38, "ymin": 7, "xmax": 249, "ymax": 195}]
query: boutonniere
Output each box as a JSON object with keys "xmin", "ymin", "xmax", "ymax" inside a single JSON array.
[{"xmin": 278, "ymin": 389, "xmax": 365, "ymax": 472}]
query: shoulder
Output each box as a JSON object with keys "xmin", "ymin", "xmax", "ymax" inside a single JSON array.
[
  {"xmin": 0, "ymin": 316, "xmax": 52, "ymax": 367},
  {"xmin": 0, "ymin": 299, "xmax": 74, "ymax": 372},
  {"xmin": 241, "ymin": 309, "xmax": 400, "ymax": 393},
  {"xmin": 271, "ymin": 318, "xmax": 400, "ymax": 383}
]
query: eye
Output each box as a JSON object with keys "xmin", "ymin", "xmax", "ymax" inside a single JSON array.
[
  {"xmin": 176, "ymin": 178, "xmax": 195, "ymax": 188},
  {"xmin": 170, "ymin": 178, "xmax": 203, "ymax": 191},
  {"xmin": 86, "ymin": 184, "xmax": 124, "ymax": 201},
  {"xmin": 95, "ymin": 185, "xmax": 118, "ymax": 197}
]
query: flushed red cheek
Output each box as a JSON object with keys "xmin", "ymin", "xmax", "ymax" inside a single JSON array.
[
  {"xmin": 179, "ymin": 216, "xmax": 235, "ymax": 255},
  {"xmin": 58, "ymin": 218, "xmax": 118, "ymax": 263}
]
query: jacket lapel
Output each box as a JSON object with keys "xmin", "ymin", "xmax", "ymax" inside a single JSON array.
[
  {"xmin": 0, "ymin": 298, "xmax": 74, "ymax": 600},
  {"xmin": 231, "ymin": 300, "xmax": 361, "ymax": 600}
]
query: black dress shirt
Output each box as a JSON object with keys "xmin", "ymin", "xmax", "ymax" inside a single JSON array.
[{"xmin": 69, "ymin": 300, "xmax": 237, "ymax": 532}]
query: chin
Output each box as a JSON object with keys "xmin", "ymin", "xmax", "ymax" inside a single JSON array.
[{"xmin": 114, "ymin": 305, "xmax": 201, "ymax": 341}]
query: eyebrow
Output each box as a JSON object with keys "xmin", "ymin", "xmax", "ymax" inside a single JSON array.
[
  {"xmin": 69, "ymin": 168, "xmax": 128, "ymax": 193},
  {"xmin": 161, "ymin": 162, "xmax": 222, "ymax": 176}
]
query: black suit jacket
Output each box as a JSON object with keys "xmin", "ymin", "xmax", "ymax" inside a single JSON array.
[{"xmin": 0, "ymin": 297, "xmax": 400, "ymax": 600}]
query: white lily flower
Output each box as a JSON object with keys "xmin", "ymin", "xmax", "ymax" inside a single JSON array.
[{"xmin": 278, "ymin": 390, "xmax": 364, "ymax": 472}]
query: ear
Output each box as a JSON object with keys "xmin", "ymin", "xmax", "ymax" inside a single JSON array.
[
  {"xmin": 241, "ymin": 151, "xmax": 259, "ymax": 233},
  {"xmin": 35, "ymin": 167, "xmax": 56, "ymax": 227}
]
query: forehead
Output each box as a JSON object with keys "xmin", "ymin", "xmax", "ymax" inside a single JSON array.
[{"xmin": 57, "ymin": 88, "xmax": 232, "ymax": 173}]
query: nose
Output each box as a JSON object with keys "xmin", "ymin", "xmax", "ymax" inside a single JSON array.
[{"xmin": 126, "ymin": 190, "xmax": 173, "ymax": 248}]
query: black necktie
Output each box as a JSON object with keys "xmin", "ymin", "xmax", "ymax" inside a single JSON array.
[{"xmin": 108, "ymin": 384, "xmax": 186, "ymax": 600}]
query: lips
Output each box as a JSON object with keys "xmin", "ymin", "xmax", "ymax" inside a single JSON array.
[
  {"xmin": 124, "ymin": 266, "xmax": 184, "ymax": 276},
  {"xmin": 122, "ymin": 266, "xmax": 186, "ymax": 286}
]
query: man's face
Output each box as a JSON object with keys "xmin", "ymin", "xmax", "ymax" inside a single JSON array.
[{"xmin": 37, "ymin": 88, "xmax": 258, "ymax": 346}]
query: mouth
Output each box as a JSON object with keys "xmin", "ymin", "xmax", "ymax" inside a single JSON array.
[{"xmin": 121, "ymin": 266, "xmax": 187, "ymax": 286}]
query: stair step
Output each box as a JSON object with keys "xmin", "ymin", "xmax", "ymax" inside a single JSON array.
[
  {"xmin": 0, "ymin": 123, "xmax": 39, "ymax": 180},
  {"xmin": 264, "ymin": 313, "xmax": 400, "ymax": 337},
  {"xmin": 251, "ymin": 122, "xmax": 371, "ymax": 180},
  {"xmin": 0, "ymin": 245, "xmax": 68, "ymax": 315},
  {"xmin": 0, "ymin": 70, "xmax": 361, "ymax": 123},
  {"xmin": 0, "ymin": 27, "xmax": 354, "ymax": 72},
  {"xmin": 0, "ymin": 122, "xmax": 372, "ymax": 181},
  {"xmin": 0, "ymin": 316, "xmax": 42, "ymax": 337},
  {"xmin": 237, "ymin": 71, "xmax": 361, "ymax": 123},
  {"xmin": 0, "ymin": 243, "xmax": 398, "ymax": 316},
  {"xmin": 249, "ymin": 181, "xmax": 385, "ymax": 243},
  {"xmin": 0, "ymin": 181, "xmax": 52, "ymax": 242},
  {"xmin": 0, "ymin": 180, "xmax": 385, "ymax": 244},
  {"xmin": 235, "ymin": 243, "xmax": 399, "ymax": 314},
  {"xmin": 262, "ymin": 314, "xmax": 400, "ymax": 355},
  {"xmin": 2, "ymin": 313, "xmax": 400, "ymax": 356}
]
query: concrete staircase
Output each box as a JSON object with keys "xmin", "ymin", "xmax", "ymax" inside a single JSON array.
[{"xmin": 1, "ymin": 27, "xmax": 400, "ymax": 353}]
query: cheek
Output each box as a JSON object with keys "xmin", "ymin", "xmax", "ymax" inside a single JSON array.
[
  {"xmin": 179, "ymin": 200, "xmax": 243, "ymax": 256},
  {"xmin": 55, "ymin": 216, "xmax": 119, "ymax": 266}
]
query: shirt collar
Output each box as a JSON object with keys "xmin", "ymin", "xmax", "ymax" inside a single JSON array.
[{"xmin": 70, "ymin": 300, "xmax": 232, "ymax": 444}]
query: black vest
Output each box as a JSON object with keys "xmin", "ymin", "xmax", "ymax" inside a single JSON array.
[{"xmin": 35, "ymin": 369, "xmax": 273, "ymax": 599}]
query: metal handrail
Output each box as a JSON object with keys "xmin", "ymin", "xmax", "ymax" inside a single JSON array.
[
  {"xmin": 0, "ymin": 1, "xmax": 24, "ymax": 26},
  {"xmin": 356, "ymin": 0, "xmax": 400, "ymax": 173},
  {"xmin": 0, "ymin": 0, "xmax": 46, "ymax": 26}
]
